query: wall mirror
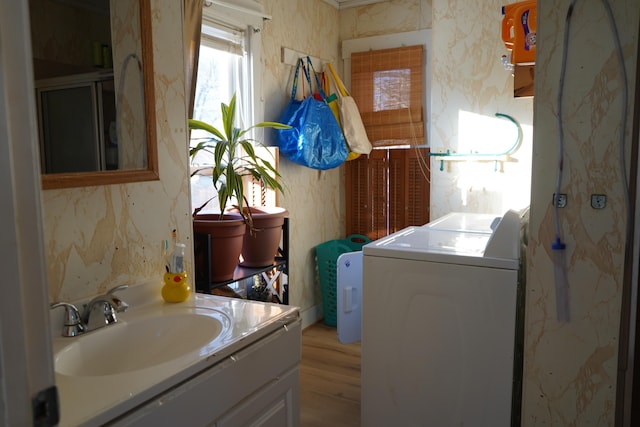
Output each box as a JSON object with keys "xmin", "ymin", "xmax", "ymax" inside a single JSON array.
[{"xmin": 29, "ymin": 0, "xmax": 158, "ymax": 189}]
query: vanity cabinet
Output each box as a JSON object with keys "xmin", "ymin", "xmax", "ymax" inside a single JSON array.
[{"xmin": 109, "ymin": 316, "xmax": 301, "ymax": 426}]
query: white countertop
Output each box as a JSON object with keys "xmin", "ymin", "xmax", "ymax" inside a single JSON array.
[{"xmin": 51, "ymin": 288, "xmax": 299, "ymax": 427}]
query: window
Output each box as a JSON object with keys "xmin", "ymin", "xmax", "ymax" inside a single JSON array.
[
  {"xmin": 351, "ymin": 45, "xmax": 425, "ymax": 147},
  {"xmin": 190, "ymin": 19, "xmax": 248, "ymax": 166},
  {"xmin": 190, "ymin": 1, "xmax": 269, "ymax": 213},
  {"xmin": 346, "ymin": 44, "xmax": 430, "ymax": 239}
]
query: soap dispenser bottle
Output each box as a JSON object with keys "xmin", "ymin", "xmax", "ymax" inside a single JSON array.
[
  {"xmin": 162, "ymin": 243, "xmax": 191, "ymax": 303},
  {"xmin": 169, "ymin": 242, "xmax": 185, "ymax": 274}
]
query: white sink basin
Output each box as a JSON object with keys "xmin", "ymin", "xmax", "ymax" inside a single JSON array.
[{"xmin": 55, "ymin": 309, "xmax": 227, "ymax": 377}]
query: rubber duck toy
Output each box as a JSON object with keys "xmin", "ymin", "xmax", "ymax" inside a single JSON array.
[{"xmin": 162, "ymin": 271, "xmax": 191, "ymax": 303}]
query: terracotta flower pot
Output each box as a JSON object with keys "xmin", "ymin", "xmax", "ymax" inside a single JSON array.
[
  {"xmin": 193, "ymin": 214, "xmax": 246, "ymax": 282},
  {"xmin": 239, "ymin": 207, "xmax": 288, "ymax": 267}
]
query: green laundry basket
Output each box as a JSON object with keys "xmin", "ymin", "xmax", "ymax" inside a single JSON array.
[{"xmin": 315, "ymin": 234, "xmax": 370, "ymax": 326}]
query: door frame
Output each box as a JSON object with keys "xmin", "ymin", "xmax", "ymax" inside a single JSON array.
[
  {"xmin": 0, "ymin": 0, "xmax": 56, "ymax": 424},
  {"xmin": 618, "ymin": 119, "xmax": 640, "ymax": 426}
]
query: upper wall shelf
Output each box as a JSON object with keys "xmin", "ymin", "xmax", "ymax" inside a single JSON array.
[
  {"xmin": 429, "ymin": 113, "xmax": 523, "ymax": 171},
  {"xmin": 514, "ymin": 64, "xmax": 534, "ymax": 97}
]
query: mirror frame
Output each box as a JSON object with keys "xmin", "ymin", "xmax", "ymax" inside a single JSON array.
[{"xmin": 41, "ymin": 0, "xmax": 158, "ymax": 190}]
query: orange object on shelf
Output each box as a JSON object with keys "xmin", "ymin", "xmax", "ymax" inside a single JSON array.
[{"xmin": 501, "ymin": 0, "xmax": 537, "ymax": 65}]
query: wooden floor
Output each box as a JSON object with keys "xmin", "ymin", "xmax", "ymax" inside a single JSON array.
[{"xmin": 300, "ymin": 322, "xmax": 361, "ymax": 427}]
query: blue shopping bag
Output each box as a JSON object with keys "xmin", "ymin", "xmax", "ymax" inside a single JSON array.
[{"xmin": 277, "ymin": 57, "xmax": 348, "ymax": 170}]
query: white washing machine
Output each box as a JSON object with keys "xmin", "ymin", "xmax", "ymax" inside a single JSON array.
[{"xmin": 360, "ymin": 210, "xmax": 525, "ymax": 427}]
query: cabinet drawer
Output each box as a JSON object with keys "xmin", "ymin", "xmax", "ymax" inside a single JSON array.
[
  {"xmin": 109, "ymin": 318, "xmax": 301, "ymax": 426},
  {"xmin": 216, "ymin": 367, "xmax": 299, "ymax": 427}
]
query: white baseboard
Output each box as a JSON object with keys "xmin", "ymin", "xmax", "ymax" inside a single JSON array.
[{"xmin": 300, "ymin": 304, "xmax": 323, "ymax": 330}]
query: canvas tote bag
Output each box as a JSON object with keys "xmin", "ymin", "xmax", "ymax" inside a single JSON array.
[{"xmin": 326, "ymin": 62, "xmax": 373, "ymax": 155}]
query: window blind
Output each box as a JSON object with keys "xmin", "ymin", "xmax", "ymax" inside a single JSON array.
[
  {"xmin": 351, "ymin": 45, "xmax": 424, "ymax": 147},
  {"xmin": 345, "ymin": 148, "xmax": 430, "ymax": 240},
  {"xmin": 201, "ymin": 18, "xmax": 245, "ymax": 55}
]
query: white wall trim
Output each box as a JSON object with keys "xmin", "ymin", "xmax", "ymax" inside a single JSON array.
[
  {"xmin": 204, "ymin": 0, "xmax": 270, "ymax": 27},
  {"xmin": 342, "ymin": 29, "xmax": 432, "ymax": 147},
  {"xmin": 300, "ymin": 304, "xmax": 323, "ymax": 330},
  {"xmin": 281, "ymin": 47, "xmax": 327, "ymax": 69}
]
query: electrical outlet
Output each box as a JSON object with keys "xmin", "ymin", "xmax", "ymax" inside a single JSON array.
[
  {"xmin": 553, "ymin": 193, "xmax": 567, "ymax": 208},
  {"xmin": 591, "ymin": 194, "xmax": 606, "ymax": 209}
]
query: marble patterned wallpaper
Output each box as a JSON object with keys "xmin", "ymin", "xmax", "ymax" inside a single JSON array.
[
  {"xmin": 431, "ymin": 0, "xmax": 534, "ymax": 219},
  {"xmin": 259, "ymin": 0, "xmax": 343, "ymax": 324},
  {"xmin": 42, "ymin": 0, "xmax": 192, "ymax": 303},
  {"xmin": 524, "ymin": 1, "xmax": 638, "ymax": 425},
  {"xmin": 339, "ymin": 0, "xmax": 431, "ymax": 40}
]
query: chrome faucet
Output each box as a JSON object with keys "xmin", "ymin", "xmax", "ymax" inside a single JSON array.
[
  {"xmin": 50, "ymin": 302, "xmax": 85, "ymax": 337},
  {"xmin": 50, "ymin": 285, "xmax": 129, "ymax": 337},
  {"xmin": 81, "ymin": 285, "xmax": 129, "ymax": 331}
]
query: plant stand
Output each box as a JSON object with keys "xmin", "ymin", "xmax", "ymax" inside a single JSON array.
[{"xmin": 194, "ymin": 218, "xmax": 289, "ymax": 304}]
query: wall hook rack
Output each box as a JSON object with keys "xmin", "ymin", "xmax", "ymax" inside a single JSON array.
[{"xmin": 281, "ymin": 47, "xmax": 327, "ymax": 68}]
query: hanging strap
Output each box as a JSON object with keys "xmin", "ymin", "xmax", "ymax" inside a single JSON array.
[
  {"xmin": 322, "ymin": 70, "xmax": 331, "ymax": 94},
  {"xmin": 326, "ymin": 62, "xmax": 349, "ymax": 98},
  {"xmin": 290, "ymin": 58, "xmax": 305, "ymax": 100},
  {"xmin": 306, "ymin": 56, "xmax": 328, "ymax": 101}
]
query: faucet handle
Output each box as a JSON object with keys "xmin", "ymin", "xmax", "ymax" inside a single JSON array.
[
  {"xmin": 106, "ymin": 284, "xmax": 129, "ymax": 295},
  {"xmin": 106, "ymin": 284, "xmax": 129, "ymax": 312},
  {"xmin": 50, "ymin": 302, "xmax": 85, "ymax": 337}
]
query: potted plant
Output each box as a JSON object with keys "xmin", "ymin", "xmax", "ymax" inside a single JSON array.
[{"xmin": 189, "ymin": 94, "xmax": 289, "ymax": 282}]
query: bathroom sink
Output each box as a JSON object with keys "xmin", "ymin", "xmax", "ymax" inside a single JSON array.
[
  {"xmin": 55, "ymin": 309, "xmax": 226, "ymax": 377},
  {"xmin": 51, "ymin": 291, "xmax": 301, "ymax": 427}
]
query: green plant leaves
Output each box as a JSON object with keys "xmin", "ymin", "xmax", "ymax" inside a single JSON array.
[{"xmin": 188, "ymin": 93, "xmax": 290, "ymax": 215}]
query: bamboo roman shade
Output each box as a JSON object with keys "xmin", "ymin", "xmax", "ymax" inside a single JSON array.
[{"xmin": 351, "ymin": 45, "xmax": 424, "ymax": 147}]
